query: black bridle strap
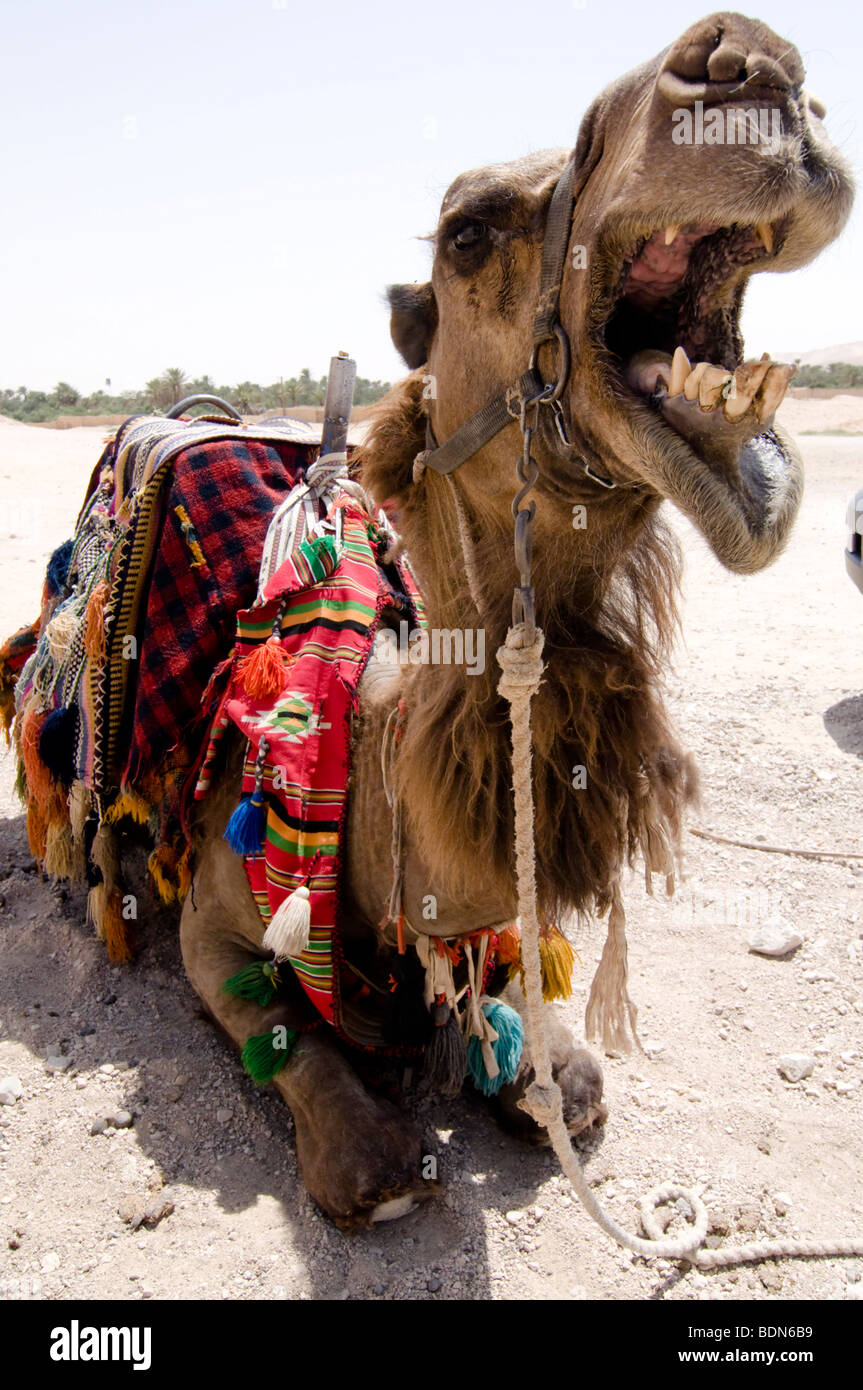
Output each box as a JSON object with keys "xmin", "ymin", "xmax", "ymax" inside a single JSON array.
[
  {"xmin": 420, "ymin": 369, "xmax": 544, "ymax": 476},
  {"xmin": 533, "ymin": 153, "xmax": 577, "ymax": 347},
  {"xmin": 421, "ymin": 153, "xmax": 578, "ymax": 478}
]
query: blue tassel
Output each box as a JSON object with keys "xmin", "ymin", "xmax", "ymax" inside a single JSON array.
[
  {"xmin": 223, "ymin": 791, "xmax": 266, "ymax": 855},
  {"xmin": 467, "ymin": 1000, "xmax": 525, "ymax": 1097},
  {"xmin": 38, "ymin": 704, "xmax": 78, "ymax": 786},
  {"xmin": 47, "ymin": 538, "xmax": 74, "ymax": 596}
]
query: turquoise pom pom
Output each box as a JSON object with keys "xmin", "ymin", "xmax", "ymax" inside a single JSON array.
[{"xmin": 467, "ymin": 999, "xmax": 525, "ymax": 1096}]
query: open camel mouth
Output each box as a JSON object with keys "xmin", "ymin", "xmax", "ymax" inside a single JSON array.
[{"xmin": 602, "ymin": 216, "xmax": 797, "ymax": 466}]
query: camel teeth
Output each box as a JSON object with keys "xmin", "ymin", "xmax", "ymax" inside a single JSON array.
[
  {"xmin": 668, "ymin": 346, "xmax": 691, "ymax": 396},
  {"xmin": 664, "ymin": 225, "xmax": 680, "ymax": 246},
  {"xmin": 724, "ymin": 358, "xmax": 774, "ymax": 419},
  {"xmin": 756, "ymin": 222, "xmax": 774, "ymax": 255},
  {"xmin": 698, "ymin": 366, "xmax": 733, "ymax": 411},
  {"xmin": 723, "ymin": 385, "xmax": 751, "ymax": 420},
  {"xmin": 683, "ymin": 362, "xmax": 710, "ymax": 401},
  {"xmin": 755, "ymin": 363, "xmax": 796, "ymax": 422}
]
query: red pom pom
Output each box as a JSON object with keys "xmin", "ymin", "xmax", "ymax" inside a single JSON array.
[{"xmin": 237, "ymin": 635, "xmax": 294, "ymax": 700}]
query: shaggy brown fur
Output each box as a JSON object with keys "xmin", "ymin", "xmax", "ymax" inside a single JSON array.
[{"xmin": 359, "ymin": 375, "xmax": 698, "ymax": 923}]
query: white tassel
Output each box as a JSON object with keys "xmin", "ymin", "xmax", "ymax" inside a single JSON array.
[{"xmin": 262, "ymin": 884, "xmax": 311, "ymax": 960}]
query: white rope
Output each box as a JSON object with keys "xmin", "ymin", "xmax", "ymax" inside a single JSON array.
[
  {"xmin": 496, "ymin": 620, "xmax": 863, "ymax": 1268},
  {"xmin": 413, "ymin": 454, "xmax": 485, "ymax": 617},
  {"xmin": 446, "ymin": 475, "xmax": 486, "ymax": 617}
]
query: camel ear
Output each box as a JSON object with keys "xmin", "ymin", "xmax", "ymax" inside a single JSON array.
[
  {"xmin": 387, "ymin": 283, "xmax": 438, "ymax": 369},
  {"xmin": 572, "ymin": 95, "xmax": 606, "ymax": 197}
]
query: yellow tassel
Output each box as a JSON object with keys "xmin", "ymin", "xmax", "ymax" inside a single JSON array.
[
  {"xmin": 68, "ymin": 780, "xmax": 91, "ymax": 843},
  {"xmin": 43, "ymin": 820, "xmax": 76, "ymax": 880},
  {"xmin": 103, "ymin": 790, "xmax": 151, "ymax": 827},
  {"xmin": 538, "ymin": 924, "xmax": 577, "ymax": 1002},
  {"xmin": 148, "ymin": 846, "xmax": 178, "ymax": 904},
  {"xmin": 83, "ymin": 580, "xmax": 108, "ymax": 662},
  {"xmin": 87, "ymin": 882, "xmax": 106, "ymax": 939},
  {"xmin": 176, "ymin": 845, "xmax": 192, "ymax": 901}
]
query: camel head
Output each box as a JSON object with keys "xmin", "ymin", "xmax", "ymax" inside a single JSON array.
[{"xmin": 374, "ymin": 11, "xmax": 853, "ymax": 581}]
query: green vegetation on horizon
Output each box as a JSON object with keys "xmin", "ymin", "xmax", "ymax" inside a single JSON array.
[
  {"xmin": 793, "ymin": 363, "xmax": 863, "ymax": 389},
  {"xmin": 0, "ymin": 367, "xmax": 392, "ymax": 424},
  {"xmin": 6, "ymin": 362, "xmax": 863, "ymax": 426}
]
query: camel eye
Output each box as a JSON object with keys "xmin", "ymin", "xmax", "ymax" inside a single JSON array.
[{"xmin": 451, "ymin": 220, "xmax": 487, "ymax": 251}]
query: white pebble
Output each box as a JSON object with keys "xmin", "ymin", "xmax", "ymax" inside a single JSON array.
[
  {"xmin": 779, "ymin": 1054, "xmax": 816, "ymax": 1083},
  {"xmin": 748, "ymin": 919, "xmax": 802, "ymax": 958},
  {"xmin": 0, "ymin": 1076, "xmax": 23, "ymax": 1106}
]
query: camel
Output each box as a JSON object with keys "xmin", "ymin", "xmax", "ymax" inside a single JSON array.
[
  {"xmin": 176, "ymin": 11, "xmax": 853, "ymax": 1224},
  {"xmin": 12, "ymin": 12, "xmax": 854, "ymax": 1227}
]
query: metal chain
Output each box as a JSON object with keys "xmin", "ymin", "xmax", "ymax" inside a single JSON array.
[{"xmin": 510, "ymin": 383, "xmax": 550, "ymax": 642}]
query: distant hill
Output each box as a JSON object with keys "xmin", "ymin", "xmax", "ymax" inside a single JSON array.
[{"xmin": 778, "ymin": 341, "xmax": 863, "ymax": 366}]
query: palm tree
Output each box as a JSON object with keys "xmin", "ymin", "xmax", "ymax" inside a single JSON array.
[{"xmin": 162, "ymin": 367, "xmax": 187, "ymax": 405}]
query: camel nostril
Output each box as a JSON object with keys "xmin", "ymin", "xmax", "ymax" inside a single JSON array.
[
  {"xmin": 658, "ymin": 16, "xmax": 805, "ymax": 107},
  {"xmin": 706, "ymin": 41, "xmax": 748, "ymax": 84},
  {"xmin": 744, "ymin": 52, "xmax": 793, "ymax": 94}
]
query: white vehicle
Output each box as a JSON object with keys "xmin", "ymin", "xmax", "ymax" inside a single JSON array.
[{"xmin": 845, "ymin": 491, "xmax": 863, "ymax": 593}]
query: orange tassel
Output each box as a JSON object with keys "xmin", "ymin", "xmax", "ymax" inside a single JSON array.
[
  {"xmin": 0, "ymin": 686, "xmax": 14, "ymax": 747},
  {"xmin": 103, "ymin": 887, "xmax": 132, "ymax": 963},
  {"xmin": 83, "ymin": 580, "xmax": 108, "ymax": 662},
  {"xmin": 20, "ymin": 706, "xmax": 54, "ymax": 806},
  {"xmin": 26, "ymin": 801, "xmax": 48, "ymax": 862},
  {"xmin": 237, "ymin": 635, "xmax": 294, "ymax": 700},
  {"xmin": 495, "ymin": 923, "xmax": 522, "ymax": 967}
]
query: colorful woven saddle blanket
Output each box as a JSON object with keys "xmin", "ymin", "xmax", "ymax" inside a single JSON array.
[
  {"xmin": 3, "ymin": 414, "xmax": 326, "ymax": 948},
  {"xmin": 194, "ymin": 472, "xmax": 426, "ymax": 1051}
]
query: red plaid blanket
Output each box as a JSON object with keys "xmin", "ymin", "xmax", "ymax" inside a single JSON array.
[{"xmin": 124, "ymin": 435, "xmax": 312, "ymax": 789}]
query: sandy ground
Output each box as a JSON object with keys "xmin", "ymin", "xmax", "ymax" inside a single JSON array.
[{"xmin": 0, "ymin": 404, "xmax": 861, "ymax": 1303}]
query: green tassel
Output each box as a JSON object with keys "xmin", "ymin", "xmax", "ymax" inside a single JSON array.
[
  {"xmin": 222, "ymin": 960, "xmax": 281, "ymax": 1007},
  {"xmin": 14, "ymin": 759, "xmax": 27, "ymax": 802},
  {"xmin": 241, "ymin": 1027, "xmax": 297, "ymax": 1085},
  {"xmin": 299, "ymin": 532, "xmax": 337, "ymax": 581}
]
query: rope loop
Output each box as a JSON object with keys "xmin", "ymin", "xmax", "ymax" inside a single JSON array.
[{"xmin": 495, "ymin": 625, "xmax": 544, "ymax": 702}]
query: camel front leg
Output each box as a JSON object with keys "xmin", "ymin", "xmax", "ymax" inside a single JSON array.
[
  {"xmin": 488, "ymin": 982, "xmax": 608, "ymax": 1144},
  {"xmin": 179, "ymin": 827, "xmax": 437, "ymax": 1226}
]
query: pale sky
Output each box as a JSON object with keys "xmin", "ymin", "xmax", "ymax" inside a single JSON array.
[{"xmin": 2, "ymin": 0, "xmax": 860, "ymax": 395}]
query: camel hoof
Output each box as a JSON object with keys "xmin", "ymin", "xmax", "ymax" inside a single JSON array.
[
  {"xmin": 370, "ymin": 1194, "xmax": 419, "ymax": 1223},
  {"xmin": 492, "ymin": 1045, "xmax": 607, "ymax": 1146}
]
